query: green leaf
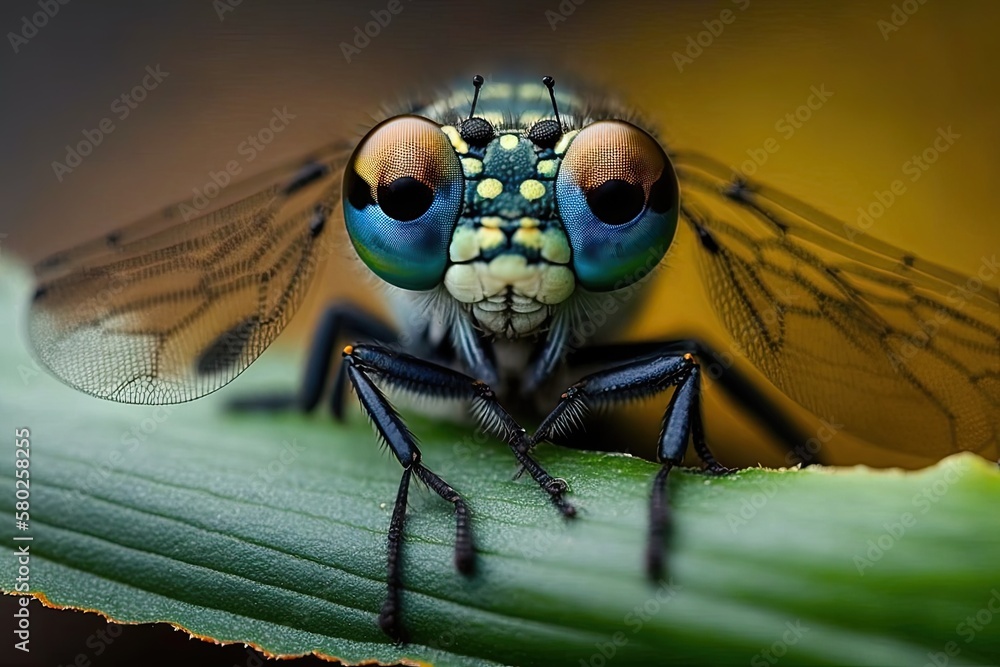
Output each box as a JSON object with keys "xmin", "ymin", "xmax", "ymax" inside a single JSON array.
[{"xmin": 1, "ymin": 257, "xmax": 999, "ymax": 667}]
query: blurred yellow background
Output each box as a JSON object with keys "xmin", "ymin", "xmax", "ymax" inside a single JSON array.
[{"xmin": 4, "ymin": 0, "xmax": 998, "ymax": 469}]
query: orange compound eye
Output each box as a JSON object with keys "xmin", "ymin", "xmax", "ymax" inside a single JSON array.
[
  {"xmin": 555, "ymin": 120, "xmax": 679, "ymax": 291},
  {"xmin": 343, "ymin": 116, "xmax": 464, "ymax": 290}
]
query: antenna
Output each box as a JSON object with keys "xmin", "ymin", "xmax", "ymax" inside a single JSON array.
[
  {"xmin": 528, "ymin": 75, "xmax": 564, "ymax": 148},
  {"xmin": 460, "ymin": 74, "xmax": 495, "ymax": 147},
  {"xmin": 542, "ymin": 75, "xmax": 561, "ymax": 127},
  {"xmin": 468, "ymin": 74, "xmax": 485, "ymax": 119}
]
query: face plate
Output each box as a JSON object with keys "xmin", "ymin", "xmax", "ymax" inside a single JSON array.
[{"xmin": 420, "ymin": 83, "xmax": 586, "ymax": 338}]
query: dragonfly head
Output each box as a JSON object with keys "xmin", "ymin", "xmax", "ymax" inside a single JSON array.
[{"xmin": 343, "ymin": 97, "xmax": 679, "ymax": 338}]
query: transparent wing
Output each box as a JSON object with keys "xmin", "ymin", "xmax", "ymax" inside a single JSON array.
[
  {"xmin": 28, "ymin": 142, "xmax": 351, "ymax": 404},
  {"xmin": 672, "ymin": 151, "xmax": 1000, "ymax": 457}
]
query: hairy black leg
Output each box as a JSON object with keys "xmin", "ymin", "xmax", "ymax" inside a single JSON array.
[
  {"xmin": 647, "ymin": 361, "xmax": 701, "ymax": 580},
  {"xmin": 567, "ymin": 338, "xmax": 825, "ymax": 466},
  {"xmin": 530, "ymin": 352, "xmax": 720, "ymax": 579},
  {"xmin": 227, "ymin": 301, "xmax": 396, "ymax": 414},
  {"xmin": 345, "ymin": 344, "xmax": 576, "ymax": 516},
  {"xmin": 343, "ymin": 354, "xmax": 472, "ymax": 642},
  {"xmin": 377, "ymin": 463, "xmax": 470, "ymax": 645},
  {"xmin": 380, "ymin": 466, "xmax": 411, "ymax": 643},
  {"xmin": 647, "ymin": 463, "xmax": 672, "ymax": 580},
  {"xmin": 412, "ymin": 464, "xmax": 474, "ymax": 574},
  {"xmin": 302, "ymin": 302, "xmax": 396, "ymax": 413}
]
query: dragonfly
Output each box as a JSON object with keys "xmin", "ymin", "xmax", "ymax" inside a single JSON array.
[{"xmin": 27, "ymin": 75, "xmax": 1000, "ymax": 643}]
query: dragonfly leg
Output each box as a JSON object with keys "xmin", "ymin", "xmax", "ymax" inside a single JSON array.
[
  {"xmin": 566, "ymin": 338, "xmax": 825, "ymax": 466},
  {"xmin": 343, "ymin": 355, "xmax": 471, "ymax": 643},
  {"xmin": 225, "ymin": 301, "xmax": 396, "ymax": 414},
  {"xmin": 529, "ymin": 351, "xmax": 717, "ymax": 579},
  {"xmin": 344, "ymin": 344, "xmax": 576, "ymax": 516}
]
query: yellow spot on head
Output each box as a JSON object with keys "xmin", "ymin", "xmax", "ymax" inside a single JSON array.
[
  {"xmin": 499, "ymin": 134, "xmax": 519, "ymax": 150},
  {"xmin": 477, "ymin": 227, "xmax": 505, "ymax": 251},
  {"xmin": 512, "ymin": 227, "xmax": 542, "ymax": 250},
  {"xmin": 461, "ymin": 157, "xmax": 483, "ymax": 177},
  {"xmin": 343, "ymin": 345, "xmax": 354, "ymax": 355},
  {"xmin": 519, "ymin": 179, "xmax": 545, "ymax": 201},
  {"xmin": 518, "ymin": 216, "xmax": 540, "ymax": 228},
  {"xmin": 480, "ymin": 216, "xmax": 503, "ymax": 228},
  {"xmin": 477, "ymin": 178, "xmax": 503, "ymax": 199},
  {"xmin": 441, "ymin": 125, "xmax": 468, "ymax": 155},
  {"xmin": 537, "ymin": 159, "xmax": 558, "ymax": 178}
]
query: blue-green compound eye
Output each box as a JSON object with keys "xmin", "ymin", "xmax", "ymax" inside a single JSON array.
[
  {"xmin": 343, "ymin": 116, "xmax": 463, "ymax": 290},
  {"xmin": 556, "ymin": 121, "xmax": 679, "ymax": 292}
]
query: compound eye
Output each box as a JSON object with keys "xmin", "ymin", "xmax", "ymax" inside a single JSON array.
[
  {"xmin": 343, "ymin": 116, "xmax": 463, "ymax": 290},
  {"xmin": 555, "ymin": 120, "xmax": 679, "ymax": 291}
]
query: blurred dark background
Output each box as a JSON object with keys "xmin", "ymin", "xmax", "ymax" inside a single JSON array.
[{"xmin": 2, "ymin": 0, "xmax": 998, "ymax": 663}]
